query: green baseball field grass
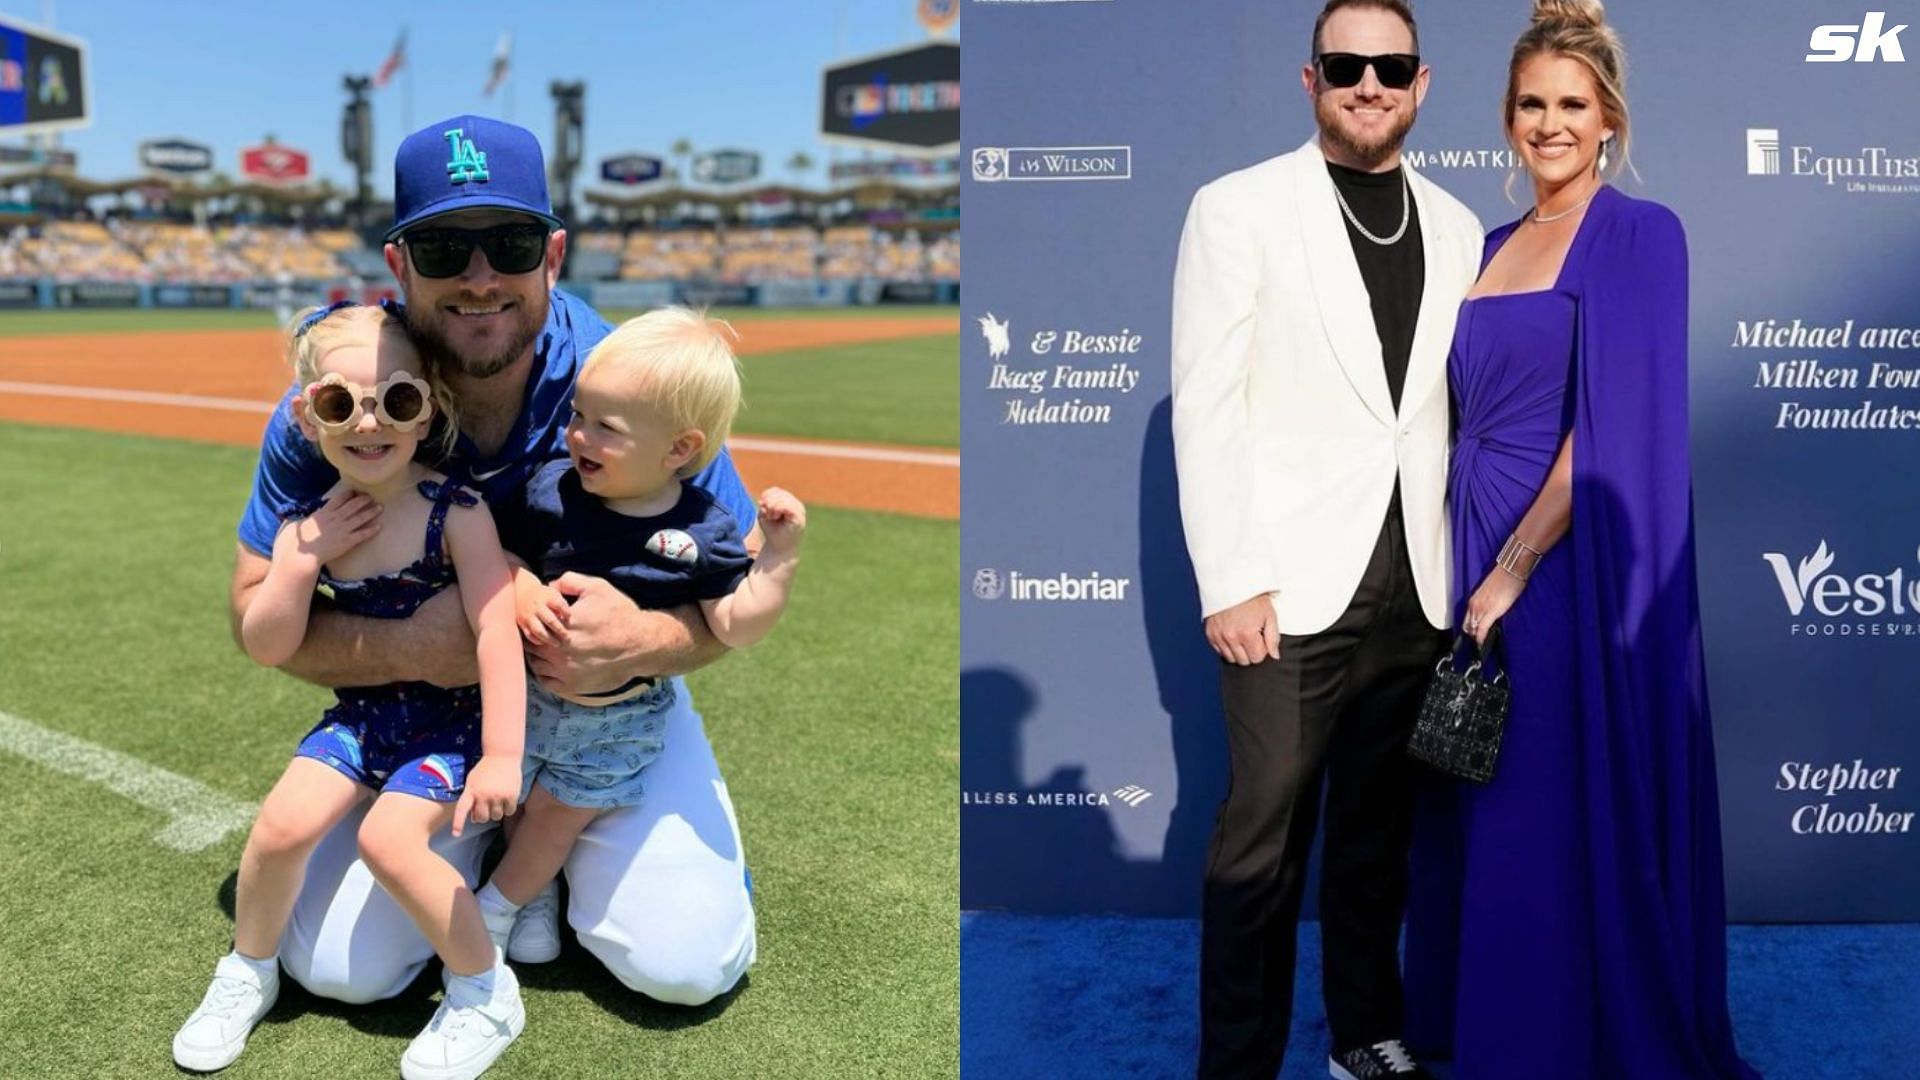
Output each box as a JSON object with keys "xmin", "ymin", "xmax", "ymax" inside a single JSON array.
[{"xmin": 0, "ymin": 422, "xmax": 958, "ymax": 1078}]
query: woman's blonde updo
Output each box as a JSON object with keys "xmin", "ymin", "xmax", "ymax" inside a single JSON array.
[{"xmin": 1504, "ymin": 0, "xmax": 1633, "ymax": 183}]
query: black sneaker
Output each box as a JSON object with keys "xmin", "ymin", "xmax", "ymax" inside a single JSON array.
[{"xmin": 1330, "ymin": 1039, "xmax": 1434, "ymax": 1079}]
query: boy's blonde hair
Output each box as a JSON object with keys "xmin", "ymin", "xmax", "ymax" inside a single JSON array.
[
  {"xmin": 286, "ymin": 303, "xmax": 459, "ymax": 458},
  {"xmin": 581, "ymin": 306, "xmax": 742, "ymax": 477}
]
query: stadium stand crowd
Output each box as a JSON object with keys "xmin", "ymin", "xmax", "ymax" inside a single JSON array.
[{"xmin": 0, "ymin": 214, "xmax": 958, "ymax": 285}]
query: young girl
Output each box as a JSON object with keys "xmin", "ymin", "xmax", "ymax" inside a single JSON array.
[
  {"xmin": 475, "ymin": 306, "xmax": 805, "ymax": 963},
  {"xmin": 173, "ymin": 302, "xmax": 528, "ymax": 1080}
]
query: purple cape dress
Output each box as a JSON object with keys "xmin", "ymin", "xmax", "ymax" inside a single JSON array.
[{"xmin": 1404, "ymin": 186, "xmax": 1759, "ymax": 1079}]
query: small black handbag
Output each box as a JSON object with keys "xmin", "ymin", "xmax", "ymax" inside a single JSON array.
[{"xmin": 1407, "ymin": 629, "xmax": 1510, "ymax": 784}]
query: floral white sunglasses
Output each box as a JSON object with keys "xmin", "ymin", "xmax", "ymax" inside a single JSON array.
[{"xmin": 301, "ymin": 371, "xmax": 435, "ymax": 434}]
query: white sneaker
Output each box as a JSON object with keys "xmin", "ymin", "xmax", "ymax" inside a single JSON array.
[
  {"xmin": 401, "ymin": 964, "xmax": 525, "ymax": 1080},
  {"xmin": 172, "ymin": 952, "xmax": 279, "ymax": 1072},
  {"xmin": 506, "ymin": 881, "xmax": 562, "ymax": 964}
]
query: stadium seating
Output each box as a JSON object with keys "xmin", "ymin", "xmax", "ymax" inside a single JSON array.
[
  {"xmin": 0, "ymin": 218, "xmax": 958, "ymax": 286},
  {"xmin": 604, "ymin": 224, "xmax": 959, "ymax": 283}
]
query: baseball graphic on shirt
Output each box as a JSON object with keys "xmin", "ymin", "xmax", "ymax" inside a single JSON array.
[{"xmin": 646, "ymin": 528, "xmax": 700, "ymax": 564}]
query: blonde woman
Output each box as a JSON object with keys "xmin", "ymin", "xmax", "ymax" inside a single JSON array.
[{"xmin": 1404, "ymin": 4, "xmax": 1759, "ymax": 1077}]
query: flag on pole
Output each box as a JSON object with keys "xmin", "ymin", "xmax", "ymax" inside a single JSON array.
[
  {"xmin": 483, "ymin": 33, "xmax": 512, "ymax": 97},
  {"xmin": 372, "ymin": 29, "xmax": 407, "ymax": 89}
]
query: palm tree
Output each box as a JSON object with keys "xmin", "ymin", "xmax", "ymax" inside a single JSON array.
[
  {"xmin": 786, "ymin": 151, "xmax": 814, "ymax": 190},
  {"xmin": 671, "ymin": 138, "xmax": 693, "ymax": 187}
]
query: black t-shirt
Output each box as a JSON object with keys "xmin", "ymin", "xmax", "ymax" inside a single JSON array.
[
  {"xmin": 1327, "ymin": 161, "xmax": 1424, "ymax": 413},
  {"xmin": 499, "ymin": 460, "xmax": 752, "ymax": 611}
]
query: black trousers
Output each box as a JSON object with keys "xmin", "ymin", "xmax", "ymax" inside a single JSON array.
[{"xmin": 1197, "ymin": 500, "xmax": 1445, "ymax": 1079}]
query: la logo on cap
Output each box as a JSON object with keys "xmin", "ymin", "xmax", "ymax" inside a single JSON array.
[{"xmin": 444, "ymin": 128, "xmax": 490, "ymax": 184}]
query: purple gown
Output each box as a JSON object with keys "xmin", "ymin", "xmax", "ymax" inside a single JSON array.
[{"xmin": 1405, "ymin": 187, "xmax": 1759, "ymax": 1079}]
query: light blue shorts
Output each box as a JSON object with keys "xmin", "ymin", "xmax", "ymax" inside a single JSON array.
[{"xmin": 520, "ymin": 677, "xmax": 675, "ymax": 809}]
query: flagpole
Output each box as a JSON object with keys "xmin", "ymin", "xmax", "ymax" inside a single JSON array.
[{"xmin": 403, "ymin": 27, "xmax": 413, "ymax": 134}]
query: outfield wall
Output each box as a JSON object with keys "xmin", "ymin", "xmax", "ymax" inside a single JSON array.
[{"xmin": 0, "ymin": 277, "xmax": 959, "ymax": 311}]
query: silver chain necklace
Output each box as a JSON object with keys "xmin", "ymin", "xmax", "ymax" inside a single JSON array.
[
  {"xmin": 1331, "ymin": 168, "xmax": 1411, "ymax": 246},
  {"xmin": 1531, "ymin": 184, "xmax": 1599, "ymax": 224}
]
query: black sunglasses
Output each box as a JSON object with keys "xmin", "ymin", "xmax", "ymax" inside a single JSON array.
[
  {"xmin": 400, "ymin": 223, "xmax": 551, "ymax": 279},
  {"xmin": 1316, "ymin": 52, "xmax": 1421, "ymax": 90}
]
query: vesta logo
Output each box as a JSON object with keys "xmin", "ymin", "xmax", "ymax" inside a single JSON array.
[
  {"xmin": 1807, "ymin": 12, "xmax": 1908, "ymax": 61},
  {"xmin": 1762, "ymin": 541, "xmax": 1920, "ymax": 616}
]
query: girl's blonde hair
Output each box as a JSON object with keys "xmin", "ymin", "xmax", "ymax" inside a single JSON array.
[
  {"xmin": 581, "ymin": 306, "xmax": 742, "ymax": 477},
  {"xmin": 286, "ymin": 303, "xmax": 459, "ymax": 459},
  {"xmin": 1503, "ymin": 0, "xmax": 1636, "ymax": 198}
]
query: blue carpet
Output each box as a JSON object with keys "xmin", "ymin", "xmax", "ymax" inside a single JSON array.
[{"xmin": 961, "ymin": 914, "xmax": 1920, "ymax": 1077}]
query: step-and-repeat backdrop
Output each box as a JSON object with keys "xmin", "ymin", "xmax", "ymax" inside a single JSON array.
[{"xmin": 961, "ymin": 0, "xmax": 1920, "ymax": 922}]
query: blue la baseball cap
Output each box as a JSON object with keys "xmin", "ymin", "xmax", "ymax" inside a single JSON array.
[{"xmin": 385, "ymin": 115, "xmax": 564, "ymax": 242}]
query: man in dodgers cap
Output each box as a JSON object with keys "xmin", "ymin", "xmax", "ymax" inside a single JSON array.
[{"xmin": 214, "ymin": 116, "xmax": 760, "ymax": 1077}]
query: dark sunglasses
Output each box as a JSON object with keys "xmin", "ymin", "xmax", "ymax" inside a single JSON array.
[
  {"xmin": 400, "ymin": 223, "xmax": 551, "ymax": 279},
  {"xmin": 1316, "ymin": 52, "xmax": 1421, "ymax": 90}
]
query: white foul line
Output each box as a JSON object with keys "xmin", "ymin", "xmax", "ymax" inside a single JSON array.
[
  {"xmin": 0, "ymin": 709, "xmax": 256, "ymax": 853},
  {"xmin": 0, "ymin": 380, "xmax": 275, "ymax": 414},
  {"xmin": 729, "ymin": 435, "xmax": 957, "ymax": 467},
  {"xmin": 0, "ymin": 381, "xmax": 959, "ymax": 467}
]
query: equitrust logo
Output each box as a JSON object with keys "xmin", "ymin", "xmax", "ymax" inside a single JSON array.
[
  {"xmin": 971, "ymin": 568, "xmax": 1132, "ymax": 601},
  {"xmin": 1747, "ymin": 129, "xmax": 1783, "ymax": 176},
  {"xmin": 1763, "ymin": 540, "xmax": 1920, "ymax": 635},
  {"xmin": 971, "ymin": 145, "xmax": 1132, "ymax": 182},
  {"xmin": 1746, "ymin": 127, "xmax": 1920, "ymax": 194}
]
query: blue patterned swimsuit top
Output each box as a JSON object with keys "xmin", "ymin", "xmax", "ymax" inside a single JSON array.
[{"xmin": 282, "ymin": 479, "xmax": 482, "ymax": 718}]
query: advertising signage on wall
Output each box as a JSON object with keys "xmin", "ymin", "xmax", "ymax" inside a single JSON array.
[
  {"xmin": 960, "ymin": 0, "xmax": 1920, "ymax": 925},
  {"xmin": 0, "ymin": 280, "xmax": 38, "ymax": 308},
  {"xmin": 600, "ymin": 154, "xmax": 664, "ymax": 185},
  {"xmin": 0, "ymin": 143, "xmax": 74, "ymax": 166},
  {"xmin": 140, "ymin": 138, "xmax": 214, "ymax": 175},
  {"xmin": 821, "ymin": 43, "xmax": 959, "ymax": 155},
  {"xmin": 0, "ymin": 16, "xmax": 89, "ymax": 136},
  {"xmin": 53, "ymin": 282, "xmax": 139, "ymax": 309},
  {"xmin": 240, "ymin": 142, "xmax": 311, "ymax": 185},
  {"xmin": 831, "ymin": 157, "xmax": 960, "ymax": 180},
  {"xmin": 691, "ymin": 150, "xmax": 759, "ymax": 185}
]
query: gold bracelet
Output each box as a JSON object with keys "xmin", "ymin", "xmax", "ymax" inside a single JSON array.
[{"xmin": 1496, "ymin": 534, "xmax": 1544, "ymax": 581}]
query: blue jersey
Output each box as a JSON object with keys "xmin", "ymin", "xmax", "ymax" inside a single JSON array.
[{"xmin": 236, "ymin": 288, "xmax": 755, "ymax": 555}]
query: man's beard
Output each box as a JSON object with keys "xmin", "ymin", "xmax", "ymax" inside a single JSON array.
[
  {"xmin": 405, "ymin": 295, "xmax": 547, "ymax": 381},
  {"xmin": 1316, "ymin": 93, "xmax": 1417, "ymax": 170}
]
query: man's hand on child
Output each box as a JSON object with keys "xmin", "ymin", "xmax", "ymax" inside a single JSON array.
[
  {"xmin": 278, "ymin": 490, "xmax": 381, "ymax": 570},
  {"xmin": 531, "ymin": 573, "xmax": 645, "ymax": 696},
  {"xmin": 452, "ymin": 756, "xmax": 521, "ymax": 837},
  {"xmin": 758, "ymin": 487, "xmax": 807, "ymax": 551}
]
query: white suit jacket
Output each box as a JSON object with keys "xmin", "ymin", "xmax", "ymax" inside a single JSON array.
[{"xmin": 1171, "ymin": 139, "xmax": 1485, "ymax": 634}]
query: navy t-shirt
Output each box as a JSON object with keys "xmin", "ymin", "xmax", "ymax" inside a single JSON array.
[
  {"xmin": 236, "ymin": 288, "xmax": 756, "ymax": 555},
  {"xmin": 502, "ymin": 459, "xmax": 752, "ymax": 610}
]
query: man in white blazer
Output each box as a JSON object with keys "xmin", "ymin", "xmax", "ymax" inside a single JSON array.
[{"xmin": 1170, "ymin": 3, "xmax": 1484, "ymax": 1078}]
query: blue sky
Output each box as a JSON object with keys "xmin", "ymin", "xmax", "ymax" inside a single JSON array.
[{"xmin": 1, "ymin": 0, "xmax": 955, "ymax": 195}]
